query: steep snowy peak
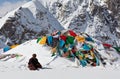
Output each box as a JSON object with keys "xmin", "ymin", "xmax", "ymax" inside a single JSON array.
[
  {"xmin": 39, "ymin": 0, "xmax": 120, "ymax": 46},
  {"xmin": 0, "ymin": 0, "xmax": 64, "ymax": 47}
]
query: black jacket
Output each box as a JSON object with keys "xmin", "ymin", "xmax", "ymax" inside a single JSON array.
[{"xmin": 28, "ymin": 57, "xmax": 40, "ymax": 68}]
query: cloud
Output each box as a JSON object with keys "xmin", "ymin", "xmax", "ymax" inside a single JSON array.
[{"xmin": 0, "ymin": 1, "xmax": 28, "ymax": 17}]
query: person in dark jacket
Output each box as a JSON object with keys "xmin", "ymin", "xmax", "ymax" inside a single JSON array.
[{"xmin": 28, "ymin": 54, "xmax": 42, "ymax": 70}]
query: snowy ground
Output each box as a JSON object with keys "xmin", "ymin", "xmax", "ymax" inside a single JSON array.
[
  {"xmin": 0, "ymin": 40, "xmax": 120, "ymax": 79},
  {"xmin": 1, "ymin": 67, "xmax": 120, "ymax": 79}
]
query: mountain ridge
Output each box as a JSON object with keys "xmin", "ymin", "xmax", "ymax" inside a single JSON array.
[{"xmin": 0, "ymin": 0, "xmax": 64, "ymax": 47}]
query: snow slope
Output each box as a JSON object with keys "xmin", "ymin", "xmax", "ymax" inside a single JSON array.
[
  {"xmin": 0, "ymin": 39, "xmax": 120, "ymax": 79},
  {"xmin": 0, "ymin": 40, "xmax": 76, "ymax": 72},
  {"xmin": 0, "ymin": 39, "xmax": 120, "ymax": 72}
]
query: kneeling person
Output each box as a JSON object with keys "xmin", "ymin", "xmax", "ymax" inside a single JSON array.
[{"xmin": 28, "ymin": 54, "xmax": 42, "ymax": 70}]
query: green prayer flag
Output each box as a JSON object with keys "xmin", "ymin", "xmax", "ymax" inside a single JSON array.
[
  {"xmin": 113, "ymin": 47, "xmax": 120, "ymax": 52},
  {"xmin": 66, "ymin": 36, "xmax": 75, "ymax": 44},
  {"xmin": 37, "ymin": 37, "xmax": 41, "ymax": 43}
]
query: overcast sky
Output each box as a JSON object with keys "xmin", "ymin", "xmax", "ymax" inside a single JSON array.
[{"xmin": 0, "ymin": 0, "xmax": 31, "ymax": 17}]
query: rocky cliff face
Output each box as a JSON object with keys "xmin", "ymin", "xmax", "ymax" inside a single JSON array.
[
  {"xmin": 105, "ymin": 0, "xmax": 120, "ymax": 26},
  {"xmin": 39, "ymin": 0, "xmax": 120, "ymax": 46},
  {"xmin": 0, "ymin": 0, "xmax": 64, "ymax": 47}
]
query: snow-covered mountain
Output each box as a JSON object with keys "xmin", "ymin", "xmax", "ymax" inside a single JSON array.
[
  {"xmin": 0, "ymin": 0, "xmax": 120, "ymax": 47},
  {"xmin": 0, "ymin": 0, "xmax": 64, "ymax": 47},
  {"xmin": 39, "ymin": 0, "xmax": 120, "ymax": 46}
]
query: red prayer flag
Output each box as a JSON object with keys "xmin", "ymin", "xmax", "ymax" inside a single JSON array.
[
  {"xmin": 102, "ymin": 43, "xmax": 112, "ymax": 48},
  {"xmin": 60, "ymin": 35, "xmax": 67, "ymax": 41},
  {"xmin": 68, "ymin": 30, "xmax": 77, "ymax": 37}
]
